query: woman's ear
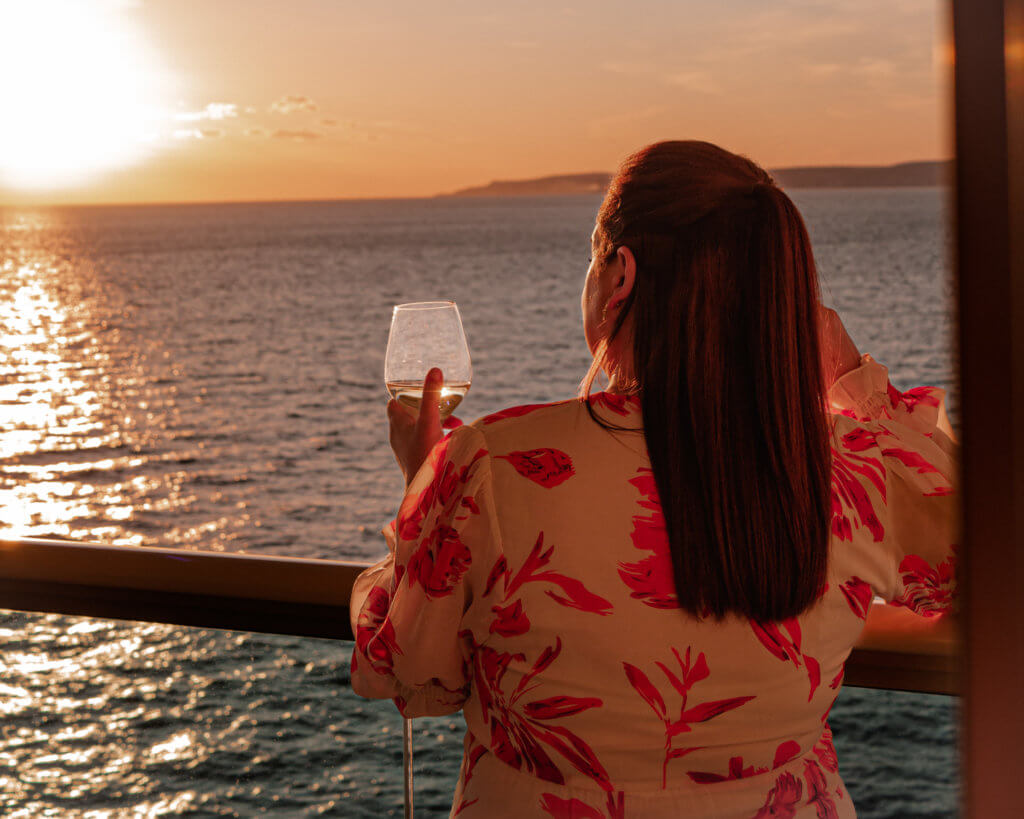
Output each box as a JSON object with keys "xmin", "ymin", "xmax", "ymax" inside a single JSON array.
[{"xmin": 607, "ymin": 245, "xmax": 637, "ymax": 311}]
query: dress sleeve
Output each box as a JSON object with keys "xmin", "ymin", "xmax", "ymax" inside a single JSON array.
[
  {"xmin": 828, "ymin": 355, "xmax": 958, "ymax": 617},
  {"xmin": 349, "ymin": 425, "xmax": 495, "ymax": 716}
]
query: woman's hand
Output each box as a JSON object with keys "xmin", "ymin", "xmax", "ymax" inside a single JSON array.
[
  {"xmin": 817, "ymin": 306, "xmax": 862, "ymax": 388},
  {"xmin": 387, "ymin": 368, "xmax": 460, "ymax": 487}
]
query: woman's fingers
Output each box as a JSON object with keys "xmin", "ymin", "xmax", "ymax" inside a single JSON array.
[
  {"xmin": 386, "ymin": 369, "xmax": 446, "ymax": 487},
  {"xmin": 417, "ymin": 368, "xmax": 443, "ymax": 435},
  {"xmin": 387, "ymin": 398, "xmax": 415, "ymax": 430},
  {"xmin": 817, "ymin": 306, "xmax": 861, "ymax": 387},
  {"xmin": 387, "ymin": 399, "xmax": 413, "ymax": 450}
]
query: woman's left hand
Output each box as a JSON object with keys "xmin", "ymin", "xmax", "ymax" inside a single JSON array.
[{"xmin": 387, "ymin": 367, "xmax": 446, "ymax": 487}]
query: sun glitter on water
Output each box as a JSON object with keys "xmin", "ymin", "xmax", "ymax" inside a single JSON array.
[{"xmin": 0, "ymin": 0, "xmax": 173, "ymax": 190}]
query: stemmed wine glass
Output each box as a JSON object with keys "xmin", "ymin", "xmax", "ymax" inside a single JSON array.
[
  {"xmin": 385, "ymin": 301, "xmax": 472, "ymax": 420},
  {"xmin": 384, "ymin": 300, "xmax": 471, "ymax": 819}
]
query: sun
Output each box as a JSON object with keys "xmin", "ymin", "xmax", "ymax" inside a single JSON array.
[{"xmin": 0, "ymin": 0, "xmax": 172, "ymax": 190}]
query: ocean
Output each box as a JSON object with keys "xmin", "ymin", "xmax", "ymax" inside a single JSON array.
[{"xmin": 0, "ymin": 190, "xmax": 956, "ymax": 816}]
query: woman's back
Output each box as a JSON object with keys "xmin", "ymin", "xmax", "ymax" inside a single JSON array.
[
  {"xmin": 351, "ymin": 356, "xmax": 956, "ymax": 817},
  {"xmin": 351, "ymin": 140, "xmax": 957, "ymax": 817}
]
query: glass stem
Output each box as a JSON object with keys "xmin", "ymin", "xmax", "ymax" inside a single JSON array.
[{"xmin": 403, "ymin": 716, "xmax": 414, "ymax": 818}]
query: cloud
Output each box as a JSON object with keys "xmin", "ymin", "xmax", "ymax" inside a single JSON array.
[
  {"xmin": 601, "ymin": 61, "xmax": 655, "ymax": 77},
  {"xmin": 244, "ymin": 128, "xmax": 268, "ymax": 137},
  {"xmin": 176, "ymin": 102, "xmax": 238, "ymax": 122},
  {"xmin": 172, "ymin": 128, "xmax": 222, "ymax": 140},
  {"xmin": 666, "ymin": 71, "xmax": 720, "ymax": 94},
  {"xmin": 806, "ymin": 63, "xmax": 843, "ymax": 76},
  {"xmin": 587, "ymin": 104, "xmax": 671, "ymax": 137},
  {"xmin": 269, "ymin": 95, "xmax": 318, "ymax": 115},
  {"xmin": 804, "ymin": 57, "xmax": 901, "ymax": 80},
  {"xmin": 272, "ymin": 129, "xmax": 324, "ymax": 141},
  {"xmin": 320, "ymin": 118, "xmax": 338, "ymax": 126},
  {"xmin": 602, "ymin": 60, "xmax": 721, "ymax": 94}
]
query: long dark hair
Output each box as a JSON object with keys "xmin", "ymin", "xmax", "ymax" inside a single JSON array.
[{"xmin": 584, "ymin": 141, "xmax": 831, "ymax": 622}]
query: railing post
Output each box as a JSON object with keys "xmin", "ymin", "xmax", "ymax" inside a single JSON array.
[{"xmin": 952, "ymin": 0, "xmax": 1024, "ymax": 815}]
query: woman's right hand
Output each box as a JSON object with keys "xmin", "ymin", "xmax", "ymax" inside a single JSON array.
[{"xmin": 818, "ymin": 306, "xmax": 861, "ymax": 388}]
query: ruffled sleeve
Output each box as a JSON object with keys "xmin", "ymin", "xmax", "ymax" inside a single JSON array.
[
  {"xmin": 827, "ymin": 355, "xmax": 958, "ymax": 616},
  {"xmin": 349, "ymin": 425, "xmax": 496, "ymax": 716}
]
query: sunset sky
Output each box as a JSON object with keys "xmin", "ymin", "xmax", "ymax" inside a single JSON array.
[{"xmin": 0, "ymin": 0, "xmax": 950, "ymax": 205}]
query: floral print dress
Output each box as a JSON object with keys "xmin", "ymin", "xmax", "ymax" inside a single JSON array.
[{"xmin": 350, "ymin": 356, "xmax": 958, "ymax": 818}]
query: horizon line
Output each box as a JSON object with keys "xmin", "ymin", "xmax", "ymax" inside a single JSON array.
[{"xmin": 0, "ymin": 156, "xmax": 954, "ymax": 210}]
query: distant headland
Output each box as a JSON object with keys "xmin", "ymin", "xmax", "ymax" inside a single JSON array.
[{"xmin": 442, "ymin": 160, "xmax": 952, "ymax": 198}]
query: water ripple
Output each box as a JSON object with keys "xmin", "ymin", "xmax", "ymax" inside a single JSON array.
[{"xmin": 0, "ymin": 194, "xmax": 956, "ymax": 815}]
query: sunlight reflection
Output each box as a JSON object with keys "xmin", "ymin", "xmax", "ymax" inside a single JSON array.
[
  {"xmin": 148, "ymin": 732, "xmax": 193, "ymax": 762},
  {"xmin": 0, "ymin": 607, "xmax": 217, "ymax": 813},
  {"xmin": 1, "ymin": 233, "xmax": 250, "ymax": 548},
  {"xmin": 0, "ymin": 247, "xmax": 151, "ymax": 543}
]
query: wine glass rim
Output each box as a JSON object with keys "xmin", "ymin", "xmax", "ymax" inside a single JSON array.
[{"xmin": 393, "ymin": 300, "xmax": 457, "ymax": 311}]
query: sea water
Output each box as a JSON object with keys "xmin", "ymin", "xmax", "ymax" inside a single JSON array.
[{"xmin": 0, "ymin": 190, "xmax": 956, "ymax": 816}]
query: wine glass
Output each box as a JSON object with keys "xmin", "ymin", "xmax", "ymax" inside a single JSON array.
[
  {"xmin": 385, "ymin": 301, "xmax": 472, "ymax": 420},
  {"xmin": 384, "ymin": 300, "xmax": 471, "ymax": 819}
]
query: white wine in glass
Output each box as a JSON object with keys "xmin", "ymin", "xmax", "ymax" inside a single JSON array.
[
  {"xmin": 386, "ymin": 379, "xmax": 471, "ymax": 420},
  {"xmin": 385, "ymin": 301, "xmax": 472, "ymax": 420}
]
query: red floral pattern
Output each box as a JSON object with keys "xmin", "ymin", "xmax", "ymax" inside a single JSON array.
[
  {"xmin": 396, "ymin": 439, "xmax": 487, "ymax": 540},
  {"xmin": 618, "ymin": 468, "xmax": 677, "ymax": 609},
  {"xmin": 459, "ymin": 530, "xmax": 617, "ymax": 791},
  {"xmin": 830, "ymin": 443, "xmax": 885, "ymax": 543},
  {"xmin": 466, "ymin": 635, "xmax": 612, "ymax": 790},
  {"xmin": 540, "ymin": 791, "xmax": 626, "ymax": 819},
  {"xmin": 750, "ymin": 618, "xmax": 821, "ymax": 701},
  {"xmin": 887, "ymin": 382, "xmax": 941, "ymax": 414},
  {"xmin": 482, "ymin": 402, "xmax": 565, "ymax": 425},
  {"xmin": 754, "ymin": 772, "xmax": 803, "ymax": 819},
  {"xmin": 686, "ymin": 740, "xmax": 800, "ymax": 784},
  {"xmin": 880, "ymin": 445, "xmax": 942, "ymax": 477},
  {"xmin": 813, "ymin": 726, "xmax": 839, "ymax": 773},
  {"xmin": 486, "ymin": 532, "xmax": 614, "ymax": 619},
  {"xmin": 497, "ymin": 448, "xmax": 576, "ymax": 487},
  {"xmin": 349, "ymin": 359, "xmax": 957, "ymax": 816},
  {"xmin": 623, "ymin": 647, "xmax": 755, "ymax": 788},
  {"xmin": 805, "ymin": 759, "xmax": 840, "ymax": 819},
  {"xmin": 893, "ymin": 550, "xmax": 957, "ymax": 616},
  {"xmin": 588, "ymin": 391, "xmax": 639, "ymax": 418},
  {"xmin": 453, "ymin": 732, "xmax": 488, "ymax": 816},
  {"xmin": 407, "ymin": 523, "xmax": 472, "ymax": 599},
  {"xmin": 353, "ymin": 586, "xmax": 401, "ymax": 676},
  {"xmin": 839, "ymin": 577, "xmax": 873, "ymax": 619},
  {"xmin": 687, "ymin": 756, "xmax": 764, "ymax": 784},
  {"xmin": 841, "ymin": 419, "xmax": 951, "ymax": 491},
  {"xmin": 489, "ymin": 599, "xmax": 530, "ymax": 637}
]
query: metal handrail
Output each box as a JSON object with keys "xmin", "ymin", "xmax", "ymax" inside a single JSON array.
[{"xmin": 0, "ymin": 535, "xmax": 958, "ymax": 694}]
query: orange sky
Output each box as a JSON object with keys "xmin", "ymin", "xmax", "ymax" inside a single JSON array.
[{"xmin": 0, "ymin": 0, "xmax": 951, "ymax": 206}]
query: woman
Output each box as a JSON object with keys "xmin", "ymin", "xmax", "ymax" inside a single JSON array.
[{"xmin": 350, "ymin": 141, "xmax": 957, "ymax": 818}]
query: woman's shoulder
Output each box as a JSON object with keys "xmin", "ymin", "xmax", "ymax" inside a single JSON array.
[
  {"xmin": 472, "ymin": 397, "xmax": 581, "ymax": 429},
  {"xmin": 471, "ymin": 391, "xmax": 641, "ymax": 432},
  {"xmin": 464, "ymin": 398, "xmax": 593, "ymax": 464}
]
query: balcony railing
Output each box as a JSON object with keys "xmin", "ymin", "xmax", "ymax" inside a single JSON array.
[{"xmin": 0, "ymin": 535, "xmax": 958, "ymax": 696}]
